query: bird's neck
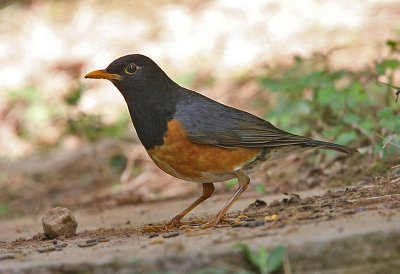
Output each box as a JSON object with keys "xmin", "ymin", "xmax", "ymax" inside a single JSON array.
[{"xmin": 115, "ymin": 84, "xmax": 179, "ymax": 150}]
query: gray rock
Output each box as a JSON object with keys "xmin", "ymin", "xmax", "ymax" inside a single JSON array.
[{"xmin": 42, "ymin": 207, "xmax": 78, "ymax": 238}]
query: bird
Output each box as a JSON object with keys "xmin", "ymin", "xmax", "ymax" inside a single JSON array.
[{"xmin": 84, "ymin": 54, "xmax": 357, "ymax": 232}]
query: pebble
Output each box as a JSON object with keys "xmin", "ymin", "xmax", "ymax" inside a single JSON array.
[
  {"xmin": 232, "ymin": 220, "xmax": 265, "ymax": 228},
  {"xmin": 42, "ymin": 207, "xmax": 78, "ymax": 239},
  {"xmin": 162, "ymin": 232, "xmax": 180, "ymax": 238},
  {"xmin": 55, "ymin": 243, "xmax": 68, "ymax": 248},
  {"xmin": 37, "ymin": 247, "xmax": 57, "ymax": 253},
  {"xmin": 148, "ymin": 233, "xmax": 159, "ymax": 238},
  {"xmin": 77, "ymin": 237, "xmax": 110, "ymax": 247},
  {"xmin": 77, "ymin": 241, "xmax": 98, "ymax": 248},
  {"xmin": 342, "ymin": 207, "xmax": 368, "ymax": 215},
  {"xmin": 269, "ymin": 200, "xmax": 280, "ymax": 207}
]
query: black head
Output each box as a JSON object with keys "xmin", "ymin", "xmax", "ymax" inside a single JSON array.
[
  {"xmin": 84, "ymin": 54, "xmax": 182, "ymax": 150},
  {"xmin": 84, "ymin": 54, "xmax": 177, "ymax": 95}
]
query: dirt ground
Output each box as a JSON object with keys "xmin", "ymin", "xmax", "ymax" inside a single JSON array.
[{"xmin": 1, "ymin": 173, "xmax": 399, "ymax": 273}]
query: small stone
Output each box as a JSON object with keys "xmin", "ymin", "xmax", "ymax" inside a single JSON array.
[
  {"xmin": 162, "ymin": 232, "xmax": 180, "ymax": 238},
  {"xmin": 240, "ymin": 217, "xmax": 256, "ymax": 222},
  {"xmin": 232, "ymin": 220, "xmax": 265, "ymax": 228},
  {"xmin": 42, "ymin": 207, "xmax": 78, "ymax": 239},
  {"xmin": 86, "ymin": 238, "xmax": 99, "ymax": 244},
  {"xmin": 77, "ymin": 241, "xmax": 97, "ymax": 248},
  {"xmin": 149, "ymin": 233, "xmax": 159, "ymax": 238},
  {"xmin": 37, "ymin": 246, "xmax": 56, "ymax": 253},
  {"xmin": 284, "ymin": 193, "xmax": 301, "ymax": 204},
  {"xmin": 269, "ymin": 200, "xmax": 280, "ymax": 207},
  {"xmin": 244, "ymin": 199, "xmax": 267, "ymax": 212}
]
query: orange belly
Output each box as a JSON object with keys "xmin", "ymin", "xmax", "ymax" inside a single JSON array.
[{"xmin": 147, "ymin": 119, "xmax": 261, "ymax": 182}]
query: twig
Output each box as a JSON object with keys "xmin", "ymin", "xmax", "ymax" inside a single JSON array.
[
  {"xmin": 376, "ymin": 80, "xmax": 400, "ymax": 102},
  {"xmin": 388, "ymin": 164, "xmax": 400, "ymax": 183},
  {"xmin": 376, "ymin": 133, "xmax": 400, "ymax": 149}
]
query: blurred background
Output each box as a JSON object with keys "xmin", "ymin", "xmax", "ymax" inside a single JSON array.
[{"xmin": 0, "ymin": 0, "xmax": 399, "ymax": 218}]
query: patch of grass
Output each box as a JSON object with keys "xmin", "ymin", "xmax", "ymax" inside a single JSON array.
[
  {"xmin": 67, "ymin": 112, "xmax": 130, "ymax": 141},
  {"xmin": 256, "ymin": 40, "xmax": 400, "ymax": 158},
  {"xmin": 0, "ymin": 204, "xmax": 9, "ymax": 216}
]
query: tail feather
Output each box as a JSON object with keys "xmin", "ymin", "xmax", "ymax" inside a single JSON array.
[{"xmin": 306, "ymin": 140, "xmax": 358, "ymax": 155}]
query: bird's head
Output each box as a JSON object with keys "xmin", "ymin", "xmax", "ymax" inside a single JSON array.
[{"xmin": 84, "ymin": 54, "xmax": 175, "ymax": 94}]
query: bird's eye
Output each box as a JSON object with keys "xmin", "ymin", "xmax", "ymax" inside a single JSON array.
[{"xmin": 125, "ymin": 63, "xmax": 137, "ymax": 74}]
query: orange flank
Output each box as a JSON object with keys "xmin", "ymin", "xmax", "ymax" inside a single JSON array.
[{"xmin": 147, "ymin": 119, "xmax": 261, "ymax": 180}]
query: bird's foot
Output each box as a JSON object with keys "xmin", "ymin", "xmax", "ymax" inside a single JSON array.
[
  {"xmin": 139, "ymin": 224, "xmax": 170, "ymax": 234},
  {"xmin": 139, "ymin": 218, "xmax": 207, "ymax": 234},
  {"xmin": 202, "ymin": 215, "xmax": 249, "ymax": 229},
  {"xmin": 140, "ymin": 215, "xmax": 250, "ymax": 233}
]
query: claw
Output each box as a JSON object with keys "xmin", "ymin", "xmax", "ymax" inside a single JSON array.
[{"xmin": 140, "ymin": 219, "xmax": 206, "ymax": 234}]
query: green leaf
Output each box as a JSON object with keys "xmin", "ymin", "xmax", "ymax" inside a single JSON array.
[
  {"xmin": 235, "ymin": 243, "xmax": 260, "ymax": 267},
  {"xmin": 265, "ymin": 246, "xmax": 286, "ymax": 273},
  {"xmin": 376, "ymin": 59, "xmax": 400, "ymax": 75},
  {"xmin": 386, "ymin": 40, "xmax": 398, "ymax": 51},
  {"xmin": 256, "ymin": 184, "xmax": 266, "ymax": 195},
  {"xmin": 377, "ymin": 107, "xmax": 394, "ymax": 119},
  {"xmin": 336, "ymin": 130, "xmax": 357, "ymax": 145},
  {"xmin": 378, "ymin": 117, "xmax": 400, "ymax": 132},
  {"xmin": 359, "ymin": 120, "xmax": 374, "ymax": 133},
  {"xmin": 316, "ymin": 84, "xmax": 339, "ymax": 106},
  {"xmin": 65, "ymin": 86, "xmax": 83, "ymax": 105},
  {"xmin": 258, "ymin": 246, "xmax": 269, "ymax": 274},
  {"xmin": 299, "ymin": 71, "xmax": 324, "ymax": 86},
  {"xmin": 343, "ymin": 113, "xmax": 360, "ymax": 125}
]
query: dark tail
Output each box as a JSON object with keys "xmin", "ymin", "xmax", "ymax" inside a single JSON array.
[{"xmin": 306, "ymin": 140, "xmax": 358, "ymax": 155}]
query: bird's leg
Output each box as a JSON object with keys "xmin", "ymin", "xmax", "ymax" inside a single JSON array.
[
  {"xmin": 165, "ymin": 183, "xmax": 215, "ymax": 228},
  {"xmin": 140, "ymin": 183, "xmax": 214, "ymax": 233},
  {"xmin": 202, "ymin": 170, "xmax": 250, "ymax": 228}
]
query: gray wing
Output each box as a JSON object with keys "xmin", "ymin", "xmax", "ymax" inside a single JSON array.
[{"xmin": 173, "ymin": 92, "xmax": 309, "ymax": 149}]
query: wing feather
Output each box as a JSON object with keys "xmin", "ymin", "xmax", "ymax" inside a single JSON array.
[{"xmin": 174, "ymin": 97, "xmax": 309, "ymax": 148}]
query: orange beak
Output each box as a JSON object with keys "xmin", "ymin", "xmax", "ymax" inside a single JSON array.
[{"xmin": 84, "ymin": 69, "xmax": 123, "ymax": 80}]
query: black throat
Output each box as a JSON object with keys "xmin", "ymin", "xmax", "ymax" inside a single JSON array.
[{"xmin": 112, "ymin": 80, "xmax": 179, "ymax": 150}]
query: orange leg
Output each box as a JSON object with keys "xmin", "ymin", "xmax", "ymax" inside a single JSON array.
[
  {"xmin": 202, "ymin": 170, "xmax": 250, "ymax": 228},
  {"xmin": 165, "ymin": 183, "xmax": 215, "ymax": 228},
  {"xmin": 140, "ymin": 183, "xmax": 214, "ymax": 233}
]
